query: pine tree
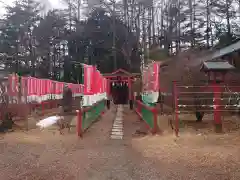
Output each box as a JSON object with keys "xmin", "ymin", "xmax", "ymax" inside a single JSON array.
[
  {"xmin": 0, "ymin": 0, "xmax": 42, "ymax": 74},
  {"xmin": 210, "ymin": 0, "xmax": 237, "ymax": 46}
]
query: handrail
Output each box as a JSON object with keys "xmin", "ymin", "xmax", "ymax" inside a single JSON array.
[
  {"xmin": 82, "ymin": 100, "xmax": 105, "ymax": 113},
  {"xmin": 77, "ymin": 100, "xmax": 105, "ymax": 137},
  {"xmin": 134, "ymin": 100, "xmax": 158, "ymax": 134},
  {"xmin": 135, "ymin": 100, "xmax": 156, "ymax": 112}
]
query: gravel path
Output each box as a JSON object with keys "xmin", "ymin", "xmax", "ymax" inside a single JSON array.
[{"xmin": 0, "ymin": 106, "xmax": 240, "ymax": 180}]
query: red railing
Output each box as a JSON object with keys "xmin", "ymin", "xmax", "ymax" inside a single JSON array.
[
  {"xmin": 77, "ymin": 100, "xmax": 106, "ymax": 137},
  {"xmin": 1, "ymin": 74, "xmax": 83, "ymax": 121},
  {"xmin": 134, "ymin": 100, "xmax": 158, "ymax": 134},
  {"xmin": 172, "ymin": 81, "xmax": 240, "ymax": 136}
]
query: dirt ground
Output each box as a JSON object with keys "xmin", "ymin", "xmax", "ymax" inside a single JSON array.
[{"xmin": 0, "ymin": 105, "xmax": 240, "ymax": 180}]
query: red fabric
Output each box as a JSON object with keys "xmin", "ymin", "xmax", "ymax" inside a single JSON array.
[
  {"xmin": 142, "ymin": 62, "xmax": 160, "ymax": 92},
  {"xmin": 84, "ymin": 64, "xmax": 94, "ymax": 95}
]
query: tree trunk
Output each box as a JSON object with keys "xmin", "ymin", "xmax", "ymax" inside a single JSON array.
[
  {"xmin": 226, "ymin": 0, "xmax": 231, "ymax": 38},
  {"xmin": 188, "ymin": 0, "xmax": 194, "ymax": 47},
  {"xmin": 206, "ymin": 0, "xmax": 210, "ymax": 48},
  {"xmin": 195, "ymin": 111, "xmax": 204, "ymax": 122}
]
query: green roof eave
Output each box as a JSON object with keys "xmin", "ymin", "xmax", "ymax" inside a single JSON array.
[{"xmin": 200, "ymin": 61, "xmax": 235, "ymax": 72}]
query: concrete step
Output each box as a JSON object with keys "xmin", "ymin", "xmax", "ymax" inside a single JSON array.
[
  {"xmin": 111, "ymin": 131, "xmax": 123, "ymax": 136},
  {"xmin": 112, "ymin": 128, "xmax": 123, "ymax": 132},
  {"xmin": 110, "ymin": 135, "xmax": 123, "ymax": 139}
]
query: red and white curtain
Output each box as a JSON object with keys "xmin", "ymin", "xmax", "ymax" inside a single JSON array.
[
  {"xmin": 82, "ymin": 64, "xmax": 107, "ymax": 106},
  {"xmin": 7, "ymin": 64, "xmax": 106, "ymax": 105},
  {"xmin": 142, "ymin": 62, "xmax": 160, "ymax": 104},
  {"xmin": 8, "ymin": 74, "xmax": 84, "ymax": 103},
  {"xmin": 142, "ymin": 62, "xmax": 159, "ymax": 92}
]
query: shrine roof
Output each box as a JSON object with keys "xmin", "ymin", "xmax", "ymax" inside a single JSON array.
[
  {"xmin": 103, "ymin": 68, "xmax": 140, "ymax": 77},
  {"xmin": 200, "ymin": 61, "xmax": 235, "ymax": 72},
  {"xmin": 211, "ymin": 40, "xmax": 240, "ymax": 60}
]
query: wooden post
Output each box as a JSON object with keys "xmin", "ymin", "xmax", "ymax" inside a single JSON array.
[
  {"xmin": 153, "ymin": 108, "xmax": 158, "ymax": 134},
  {"xmin": 137, "ymin": 101, "xmax": 141, "ymax": 114},
  {"xmin": 106, "ymin": 79, "xmax": 110, "ymax": 109},
  {"xmin": 76, "ymin": 109, "xmax": 82, "ymax": 137},
  {"xmin": 173, "ymin": 81, "xmax": 179, "ymax": 137},
  {"xmin": 128, "ymin": 77, "xmax": 133, "ymax": 109},
  {"xmin": 213, "ymin": 82, "xmax": 222, "ymax": 133},
  {"xmin": 41, "ymin": 102, "xmax": 44, "ymax": 116}
]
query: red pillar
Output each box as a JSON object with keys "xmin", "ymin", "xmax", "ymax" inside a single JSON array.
[
  {"xmin": 77, "ymin": 110, "xmax": 82, "ymax": 137},
  {"xmin": 128, "ymin": 77, "xmax": 132, "ymax": 100},
  {"xmin": 106, "ymin": 78, "xmax": 110, "ymax": 98},
  {"xmin": 153, "ymin": 108, "xmax": 158, "ymax": 134},
  {"xmin": 213, "ymin": 82, "xmax": 222, "ymax": 133},
  {"xmin": 173, "ymin": 81, "xmax": 179, "ymax": 136}
]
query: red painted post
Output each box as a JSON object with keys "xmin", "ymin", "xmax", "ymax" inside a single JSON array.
[
  {"xmin": 76, "ymin": 110, "xmax": 82, "ymax": 137},
  {"xmin": 152, "ymin": 108, "xmax": 158, "ymax": 134},
  {"xmin": 137, "ymin": 101, "xmax": 141, "ymax": 114},
  {"xmin": 173, "ymin": 81, "xmax": 179, "ymax": 136},
  {"xmin": 128, "ymin": 77, "xmax": 131, "ymax": 100},
  {"xmin": 101, "ymin": 102, "xmax": 105, "ymax": 115},
  {"xmin": 41, "ymin": 102, "xmax": 44, "ymax": 115},
  {"xmin": 212, "ymin": 83, "xmax": 222, "ymax": 133},
  {"xmin": 106, "ymin": 78, "xmax": 110, "ymax": 97}
]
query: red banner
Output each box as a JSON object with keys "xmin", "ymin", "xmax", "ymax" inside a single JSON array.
[
  {"xmin": 84, "ymin": 64, "xmax": 95, "ymax": 95},
  {"xmin": 142, "ymin": 62, "xmax": 160, "ymax": 92},
  {"xmin": 95, "ymin": 69, "xmax": 101, "ymax": 94}
]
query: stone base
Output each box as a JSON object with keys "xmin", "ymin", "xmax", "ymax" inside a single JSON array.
[
  {"xmin": 215, "ymin": 123, "xmax": 223, "ymax": 133},
  {"xmin": 129, "ymin": 100, "xmax": 133, "ymax": 110},
  {"xmin": 25, "ymin": 116, "xmax": 37, "ymax": 130},
  {"xmin": 106, "ymin": 100, "xmax": 110, "ymax": 109}
]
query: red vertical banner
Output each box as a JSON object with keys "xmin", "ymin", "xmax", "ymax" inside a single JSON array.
[
  {"xmin": 142, "ymin": 62, "xmax": 159, "ymax": 93},
  {"xmin": 32, "ymin": 77, "xmax": 36, "ymax": 96},
  {"xmin": 55, "ymin": 81, "xmax": 60, "ymax": 95},
  {"xmin": 84, "ymin": 64, "xmax": 94, "ymax": 95},
  {"xmin": 46, "ymin": 79, "xmax": 49, "ymax": 96},
  {"xmin": 98, "ymin": 74, "xmax": 102, "ymax": 94},
  {"xmin": 106, "ymin": 78, "xmax": 110, "ymax": 96},
  {"xmin": 59, "ymin": 82, "xmax": 64, "ymax": 95},
  {"xmin": 56, "ymin": 82, "xmax": 61, "ymax": 95},
  {"xmin": 97, "ymin": 71, "xmax": 101, "ymax": 94},
  {"xmin": 51, "ymin": 81, "xmax": 55, "ymax": 96},
  {"xmin": 30, "ymin": 77, "xmax": 36, "ymax": 96},
  {"xmin": 46, "ymin": 80, "xmax": 52, "ymax": 95},
  {"xmin": 93, "ymin": 68, "xmax": 100, "ymax": 94},
  {"xmin": 104, "ymin": 78, "xmax": 108, "ymax": 94},
  {"xmin": 36, "ymin": 78, "xmax": 40, "ymax": 96},
  {"xmin": 40, "ymin": 79, "xmax": 44, "ymax": 97},
  {"xmin": 92, "ymin": 66, "xmax": 98, "ymax": 94},
  {"xmin": 102, "ymin": 78, "xmax": 106, "ymax": 93},
  {"xmin": 41, "ymin": 79, "xmax": 45, "ymax": 97},
  {"xmin": 102, "ymin": 76, "xmax": 105, "ymax": 93},
  {"xmin": 53, "ymin": 81, "xmax": 57, "ymax": 96},
  {"xmin": 43, "ymin": 79, "xmax": 47, "ymax": 97},
  {"xmin": 80, "ymin": 84, "xmax": 84, "ymax": 94}
]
